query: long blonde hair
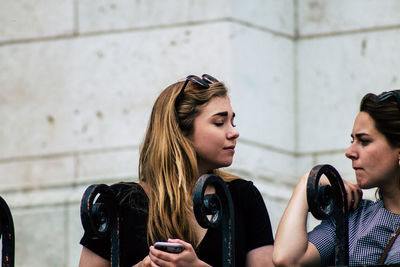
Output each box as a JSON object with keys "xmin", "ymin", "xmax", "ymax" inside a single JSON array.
[{"xmin": 139, "ymin": 78, "xmax": 239, "ymax": 246}]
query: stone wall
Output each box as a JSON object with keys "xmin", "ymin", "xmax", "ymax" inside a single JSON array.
[{"xmin": 1, "ymin": 1, "xmax": 400, "ymax": 266}]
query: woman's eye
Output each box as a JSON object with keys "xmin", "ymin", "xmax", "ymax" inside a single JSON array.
[
  {"xmin": 360, "ymin": 139, "xmax": 371, "ymax": 146},
  {"xmin": 214, "ymin": 122, "xmax": 224, "ymax": 126}
]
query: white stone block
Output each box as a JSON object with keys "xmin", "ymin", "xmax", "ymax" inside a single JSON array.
[
  {"xmin": 232, "ymin": 0, "xmax": 294, "ymax": 36},
  {"xmin": 261, "ymin": 196, "xmax": 288, "ymax": 235},
  {"xmin": 298, "ymin": 0, "xmax": 400, "ymax": 36},
  {"xmin": 314, "ymin": 151, "xmax": 354, "ymax": 181},
  {"xmin": 13, "ymin": 206, "xmax": 67, "ymax": 267},
  {"xmin": 0, "ymin": 0, "xmax": 74, "ymax": 42},
  {"xmin": 297, "ymin": 29, "xmax": 400, "ymax": 152},
  {"xmin": 228, "ymin": 23, "xmax": 295, "ymax": 151},
  {"xmin": 231, "ymin": 140, "xmax": 297, "ymax": 184},
  {"xmin": 0, "ymin": 156, "xmax": 74, "ymax": 191},
  {"xmin": 77, "ymin": 148, "xmax": 139, "ymax": 182},
  {"xmin": 68, "ymin": 203, "xmax": 84, "ymax": 267},
  {"xmin": 0, "ymin": 22, "xmax": 234, "ymax": 159},
  {"xmin": 78, "ymin": 0, "xmax": 230, "ymax": 33},
  {"xmin": 78, "ymin": 0, "xmax": 294, "ymax": 38},
  {"xmin": 2, "ymin": 186, "xmax": 74, "ymax": 208},
  {"xmin": 295, "ymin": 154, "xmax": 315, "ymax": 177}
]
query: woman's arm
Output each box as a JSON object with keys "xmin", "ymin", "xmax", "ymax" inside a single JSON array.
[
  {"xmin": 273, "ymin": 173, "xmax": 362, "ymax": 267},
  {"xmin": 79, "ymin": 246, "xmax": 152, "ymax": 267},
  {"xmin": 246, "ymin": 245, "xmax": 274, "ymax": 267},
  {"xmin": 79, "ymin": 247, "xmax": 110, "ymax": 267},
  {"xmin": 272, "ymin": 173, "xmax": 321, "ymax": 267}
]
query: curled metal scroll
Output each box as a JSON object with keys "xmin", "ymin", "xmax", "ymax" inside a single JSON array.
[
  {"xmin": 80, "ymin": 184, "xmax": 119, "ymax": 267},
  {"xmin": 193, "ymin": 174, "xmax": 235, "ymax": 267},
  {"xmin": 0, "ymin": 196, "xmax": 14, "ymax": 267},
  {"xmin": 307, "ymin": 164, "xmax": 349, "ymax": 266}
]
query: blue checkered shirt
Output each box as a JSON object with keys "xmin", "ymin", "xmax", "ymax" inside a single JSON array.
[{"xmin": 308, "ymin": 199, "xmax": 400, "ymax": 266}]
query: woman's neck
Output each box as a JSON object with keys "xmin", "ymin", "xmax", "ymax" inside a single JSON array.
[
  {"xmin": 197, "ymin": 166, "xmax": 212, "ymax": 177},
  {"xmin": 381, "ymin": 187, "xmax": 400, "ymax": 214}
]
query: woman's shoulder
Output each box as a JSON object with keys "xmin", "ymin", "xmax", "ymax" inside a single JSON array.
[
  {"xmin": 108, "ymin": 181, "xmax": 148, "ymax": 209},
  {"xmin": 109, "ymin": 181, "xmax": 143, "ymax": 194},
  {"xmin": 227, "ymin": 178, "xmax": 253, "ymax": 188},
  {"xmin": 356, "ymin": 199, "xmax": 382, "ymax": 212},
  {"xmin": 349, "ymin": 199, "xmax": 385, "ymax": 224},
  {"xmin": 226, "ymin": 178, "xmax": 264, "ymax": 201}
]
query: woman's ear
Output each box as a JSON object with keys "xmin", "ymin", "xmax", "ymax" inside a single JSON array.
[{"xmin": 398, "ymin": 149, "xmax": 400, "ymax": 166}]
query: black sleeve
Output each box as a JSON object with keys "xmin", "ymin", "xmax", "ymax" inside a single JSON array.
[
  {"xmin": 81, "ymin": 232, "xmax": 111, "ymax": 260},
  {"xmin": 80, "ymin": 190, "xmax": 113, "ymax": 261},
  {"xmin": 242, "ymin": 181, "xmax": 274, "ymax": 251},
  {"xmin": 80, "ymin": 182, "xmax": 149, "ymax": 265}
]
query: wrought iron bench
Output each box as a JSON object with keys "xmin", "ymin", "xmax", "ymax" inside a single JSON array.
[
  {"xmin": 307, "ymin": 164, "xmax": 400, "ymax": 267},
  {"xmin": 0, "ymin": 196, "xmax": 15, "ymax": 267},
  {"xmin": 80, "ymin": 173, "xmax": 236, "ymax": 267}
]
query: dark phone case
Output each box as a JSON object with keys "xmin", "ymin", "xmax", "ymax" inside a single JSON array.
[{"xmin": 154, "ymin": 242, "xmax": 184, "ymax": 253}]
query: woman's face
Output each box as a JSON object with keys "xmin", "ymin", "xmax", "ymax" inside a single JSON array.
[
  {"xmin": 189, "ymin": 95, "xmax": 239, "ymax": 175},
  {"xmin": 345, "ymin": 112, "xmax": 400, "ymax": 190}
]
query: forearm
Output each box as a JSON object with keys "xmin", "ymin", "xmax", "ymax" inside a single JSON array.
[{"xmin": 273, "ymin": 174, "xmax": 311, "ymax": 266}]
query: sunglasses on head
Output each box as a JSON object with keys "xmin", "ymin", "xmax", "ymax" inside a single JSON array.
[
  {"xmin": 377, "ymin": 90, "xmax": 400, "ymax": 110},
  {"xmin": 175, "ymin": 74, "xmax": 219, "ymax": 108}
]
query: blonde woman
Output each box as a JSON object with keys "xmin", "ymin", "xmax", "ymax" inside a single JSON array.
[{"xmin": 79, "ymin": 74, "xmax": 274, "ymax": 267}]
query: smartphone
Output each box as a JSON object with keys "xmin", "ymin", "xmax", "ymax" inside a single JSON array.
[{"xmin": 154, "ymin": 241, "xmax": 184, "ymax": 253}]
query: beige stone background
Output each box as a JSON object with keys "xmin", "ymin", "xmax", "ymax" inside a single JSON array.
[{"xmin": 1, "ymin": 1, "xmax": 400, "ymax": 266}]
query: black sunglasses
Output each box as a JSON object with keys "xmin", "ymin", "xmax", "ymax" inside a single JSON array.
[
  {"xmin": 175, "ymin": 74, "xmax": 219, "ymax": 108},
  {"xmin": 377, "ymin": 90, "xmax": 400, "ymax": 110}
]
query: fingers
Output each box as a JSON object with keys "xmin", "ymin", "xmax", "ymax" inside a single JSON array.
[
  {"xmin": 344, "ymin": 181, "xmax": 362, "ymax": 211},
  {"xmin": 150, "ymin": 245, "xmax": 179, "ymax": 266},
  {"xmin": 137, "ymin": 255, "xmax": 157, "ymax": 267},
  {"xmin": 167, "ymin": 238, "xmax": 191, "ymax": 250},
  {"xmin": 150, "ymin": 239, "xmax": 199, "ymax": 266},
  {"xmin": 346, "ymin": 185, "xmax": 355, "ymax": 211},
  {"xmin": 150, "ymin": 246, "xmax": 171, "ymax": 260}
]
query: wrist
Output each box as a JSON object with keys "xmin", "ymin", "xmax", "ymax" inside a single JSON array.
[{"xmin": 201, "ymin": 260, "xmax": 212, "ymax": 267}]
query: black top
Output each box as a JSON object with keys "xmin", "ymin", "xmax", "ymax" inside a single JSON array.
[{"xmin": 80, "ymin": 179, "xmax": 274, "ymax": 267}]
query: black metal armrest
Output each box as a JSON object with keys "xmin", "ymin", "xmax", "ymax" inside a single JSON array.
[{"xmin": 0, "ymin": 196, "xmax": 14, "ymax": 267}]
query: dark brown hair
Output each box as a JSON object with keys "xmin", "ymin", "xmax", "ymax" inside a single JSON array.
[{"xmin": 360, "ymin": 89, "xmax": 400, "ymax": 148}]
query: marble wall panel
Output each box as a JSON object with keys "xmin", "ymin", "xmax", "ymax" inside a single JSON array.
[
  {"xmin": 0, "ymin": 156, "xmax": 74, "ymax": 190},
  {"xmin": 13, "ymin": 206, "xmax": 67, "ymax": 267},
  {"xmin": 0, "ymin": 0, "xmax": 74, "ymax": 42},
  {"xmin": 229, "ymin": 23, "xmax": 295, "ymax": 151},
  {"xmin": 232, "ymin": 0, "xmax": 294, "ymax": 36},
  {"xmin": 77, "ymin": 148, "xmax": 139, "ymax": 183},
  {"xmin": 298, "ymin": 0, "xmax": 400, "ymax": 36},
  {"xmin": 78, "ymin": 0, "xmax": 230, "ymax": 33},
  {"xmin": 297, "ymin": 29, "xmax": 400, "ymax": 153},
  {"xmin": 231, "ymin": 140, "xmax": 297, "ymax": 184},
  {"xmin": 68, "ymin": 203, "xmax": 84, "ymax": 267},
  {"xmin": 0, "ymin": 22, "xmax": 232, "ymax": 159}
]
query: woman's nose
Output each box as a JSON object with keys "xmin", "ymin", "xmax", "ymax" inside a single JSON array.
[
  {"xmin": 345, "ymin": 143, "xmax": 357, "ymax": 159},
  {"xmin": 227, "ymin": 126, "xmax": 239, "ymax": 140}
]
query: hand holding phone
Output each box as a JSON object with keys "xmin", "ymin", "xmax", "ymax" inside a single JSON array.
[{"xmin": 154, "ymin": 241, "xmax": 184, "ymax": 254}]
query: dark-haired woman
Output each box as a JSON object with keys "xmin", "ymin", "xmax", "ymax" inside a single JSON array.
[{"xmin": 273, "ymin": 90, "xmax": 400, "ymax": 266}]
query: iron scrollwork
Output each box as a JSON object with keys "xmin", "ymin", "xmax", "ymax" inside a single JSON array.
[
  {"xmin": 0, "ymin": 196, "xmax": 14, "ymax": 267},
  {"xmin": 193, "ymin": 174, "xmax": 235, "ymax": 267},
  {"xmin": 80, "ymin": 184, "xmax": 119, "ymax": 267},
  {"xmin": 307, "ymin": 164, "xmax": 349, "ymax": 266}
]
